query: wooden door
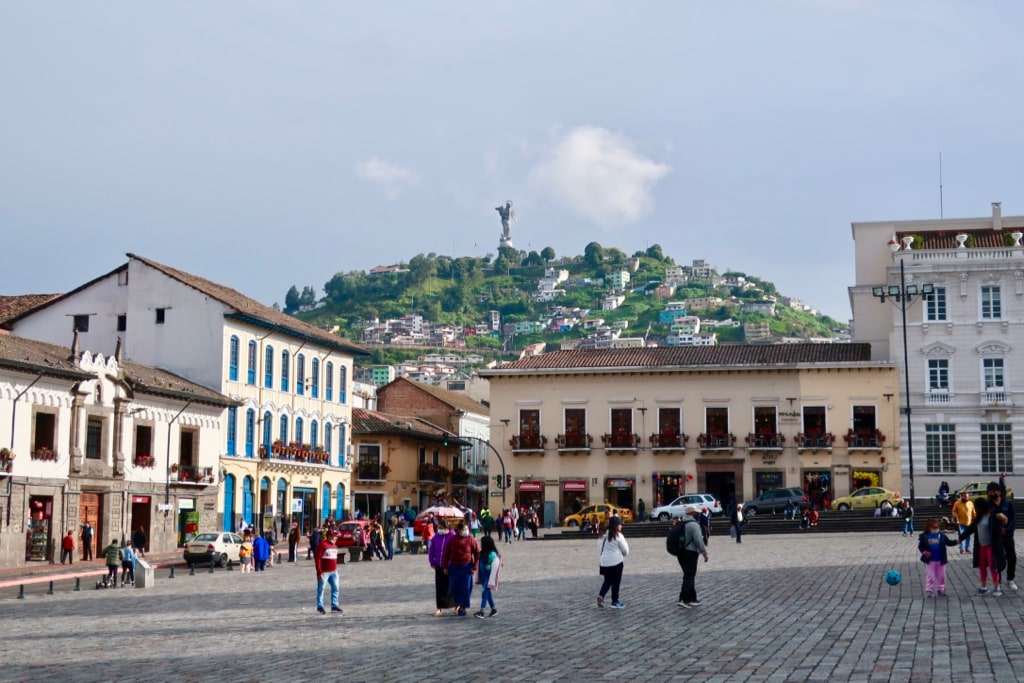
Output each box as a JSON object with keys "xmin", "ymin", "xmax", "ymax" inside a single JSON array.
[{"xmin": 79, "ymin": 492, "xmax": 100, "ymax": 559}]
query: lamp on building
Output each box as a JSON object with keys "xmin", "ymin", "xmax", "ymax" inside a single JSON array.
[{"xmin": 872, "ymin": 256, "xmax": 933, "ymax": 505}]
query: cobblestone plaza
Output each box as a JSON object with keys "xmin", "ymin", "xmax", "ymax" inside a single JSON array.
[{"xmin": 1, "ymin": 531, "xmax": 1021, "ymax": 682}]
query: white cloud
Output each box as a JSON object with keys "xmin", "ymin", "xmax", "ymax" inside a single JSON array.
[
  {"xmin": 354, "ymin": 158, "xmax": 420, "ymax": 198},
  {"xmin": 528, "ymin": 126, "xmax": 670, "ymax": 228}
]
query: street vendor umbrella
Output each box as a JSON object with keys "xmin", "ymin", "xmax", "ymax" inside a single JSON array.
[{"xmin": 419, "ymin": 504, "xmax": 466, "ymax": 520}]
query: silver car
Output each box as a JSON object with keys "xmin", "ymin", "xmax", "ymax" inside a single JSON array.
[{"xmin": 650, "ymin": 493, "xmax": 723, "ymax": 521}]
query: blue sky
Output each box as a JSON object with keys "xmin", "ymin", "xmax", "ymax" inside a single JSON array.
[{"xmin": 3, "ymin": 2, "xmax": 1024, "ymax": 321}]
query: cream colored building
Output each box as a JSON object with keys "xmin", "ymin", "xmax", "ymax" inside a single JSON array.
[{"xmin": 479, "ymin": 344, "xmax": 900, "ymax": 522}]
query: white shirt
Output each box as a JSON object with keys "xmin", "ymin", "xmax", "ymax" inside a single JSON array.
[{"xmin": 598, "ymin": 532, "xmax": 630, "ymax": 567}]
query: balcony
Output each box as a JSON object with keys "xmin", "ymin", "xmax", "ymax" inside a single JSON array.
[
  {"xmin": 357, "ymin": 462, "xmax": 390, "ymax": 482},
  {"xmin": 844, "ymin": 429, "xmax": 885, "ymax": 451},
  {"xmin": 557, "ymin": 433, "xmax": 593, "ymax": 454},
  {"xmin": 510, "ymin": 433, "xmax": 547, "ymax": 455},
  {"xmin": 264, "ymin": 442, "xmax": 332, "ymax": 464},
  {"xmin": 745, "ymin": 432, "xmax": 784, "ymax": 452},
  {"xmin": 650, "ymin": 431, "xmax": 688, "ymax": 452},
  {"xmin": 170, "ymin": 465, "xmax": 215, "ymax": 485},
  {"xmin": 926, "ymin": 389, "xmax": 950, "ymax": 406},
  {"xmin": 697, "ymin": 433, "xmax": 736, "ymax": 452},
  {"xmin": 602, "ymin": 432, "xmax": 639, "ymax": 453},
  {"xmin": 981, "ymin": 388, "xmax": 1013, "ymax": 408},
  {"xmin": 451, "ymin": 467, "xmax": 470, "ymax": 485},
  {"xmin": 795, "ymin": 433, "xmax": 835, "ymax": 452},
  {"xmin": 418, "ymin": 462, "xmax": 450, "ymax": 483}
]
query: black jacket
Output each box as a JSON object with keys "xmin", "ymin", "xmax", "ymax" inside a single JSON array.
[{"xmin": 917, "ymin": 530, "xmax": 957, "ymax": 565}]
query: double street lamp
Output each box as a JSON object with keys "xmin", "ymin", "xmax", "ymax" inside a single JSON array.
[{"xmin": 872, "ymin": 256, "xmax": 933, "ymax": 504}]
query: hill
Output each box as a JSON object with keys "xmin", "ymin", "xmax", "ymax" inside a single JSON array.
[{"xmin": 285, "ymin": 243, "xmax": 848, "ymax": 365}]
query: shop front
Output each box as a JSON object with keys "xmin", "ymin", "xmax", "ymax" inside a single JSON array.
[
  {"xmin": 604, "ymin": 476, "xmax": 635, "ymax": 511},
  {"xmin": 804, "ymin": 469, "xmax": 833, "ymax": 509},
  {"xmin": 652, "ymin": 472, "xmax": 686, "ymax": 507},
  {"xmin": 754, "ymin": 470, "xmax": 784, "ymax": 497},
  {"xmin": 517, "ymin": 480, "xmax": 544, "ymax": 520},
  {"xmin": 291, "ymin": 488, "xmax": 318, "ymax": 534},
  {"xmin": 130, "ymin": 495, "xmax": 151, "ymax": 553},
  {"xmin": 178, "ymin": 498, "xmax": 198, "ymax": 546},
  {"xmin": 560, "ymin": 479, "xmax": 588, "ymax": 521},
  {"xmin": 26, "ymin": 496, "xmax": 53, "ymax": 562}
]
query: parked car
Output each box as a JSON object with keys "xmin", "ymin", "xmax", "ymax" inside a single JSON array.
[
  {"xmin": 563, "ymin": 503, "xmax": 634, "ymax": 527},
  {"xmin": 336, "ymin": 520, "xmax": 372, "ymax": 548},
  {"xmin": 952, "ymin": 481, "xmax": 1014, "ymax": 503},
  {"xmin": 831, "ymin": 487, "xmax": 901, "ymax": 511},
  {"xmin": 183, "ymin": 531, "xmax": 243, "ymax": 568},
  {"xmin": 650, "ymin": 493, "xmax": 723, "ymax": 521},
  {"xmin": 742, "ymin": 487, "xmax": 807, "ymax": 517}
]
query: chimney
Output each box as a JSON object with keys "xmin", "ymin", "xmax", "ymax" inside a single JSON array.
[
  {"xmin": 69, "ymin": 329, "xmax": 79, "ymax": 361},
  {"xmin": 993, "ymin": 202, "xmax": 1003, "ymax": 231}
]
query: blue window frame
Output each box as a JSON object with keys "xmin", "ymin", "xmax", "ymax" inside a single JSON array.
[
  {"xmin": 325, "ymin": 423, "xmax": 333, "ymax": 456},
  {"xmin": 226, "ymin": 406, "xmax": 237, "ymax": 455},
  {"xmin": 228, "ymin": 336, "xmax": 239, "ymax": 382},
  {"xmin": 264, "ymin": 345, "xmax": 274, "ymax": 389},
  {"xmin": 246, "ymin": 341, "xmax": 257, "ymax": 384},
  {"xmin": 296, "ymin": 354, "xmax": 306, "ymax": 396},
  {"xmin": 325, "ymin": 362, "xmax": 334, "ymax": 401},
  {"xmin": 311, "ymin": 358, "xmax": 320, "ymax": 399},
  {"xmin": 338, "ymin": 424, "xmax": 347, "ymax": 467},
  {"xmin": 335, "ymin": 483, "xmax": 344, "ymax": 519},
  {"xmin": 295, "ymin": 417, "xmax": 304, "ymax": 445},
  {"xmin": 244, "ymin": 408, "xmax": 255, "ymax": 457},
  {"xmin": 339, "ymin": 366, "xmax": 347, "ymax": 404},
  {"xmin": 262, "ymin": 411, "xmax": 272, "ymax": 450},
  {"xmin": 281, "ymin": 350, "xmax": 290, "ymax": 392},
  {"xmin": 279, "ymin": 415, "xmax": 288, "ymax": 444},
  {"xmin": 223, "ymin": 475, "xmax": 236, "ymax": 531},
  {"xmin": 322, "ymin": 484, "xmax": 331, "ymax": 521},
  {"xmin": 310, "ymin": 420, "xmax": 319, "ymax": 450}
]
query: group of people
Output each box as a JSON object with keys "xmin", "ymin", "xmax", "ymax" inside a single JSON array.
[
  {"xmin": 96, "ymin": 538, "xmax": 137, "ymax": 587},
  {"xmin": 425, "ymin": 518, "xmax": 501, "ymax": 618}
]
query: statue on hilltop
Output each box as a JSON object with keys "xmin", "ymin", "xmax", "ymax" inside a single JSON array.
[{"xmin": 495, "ymin": 200, "xmax": 516, "ymax": 249}]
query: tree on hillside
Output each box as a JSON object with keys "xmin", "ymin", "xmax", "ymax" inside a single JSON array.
[
  {"xmin": 523, "ymin": 251, "xmax": 544, "ymax": 267},
  {"xmin": 284, "ymin": 285, "xmax": 301, "ymax": 314},
  {"xmin": 541, "ymin": 246, "xmax": 556, "ymax": 261},
  {"xmin": 408, "ymin": 254, "xmax": 436, "ymax": 286},
  {"xmin": 645, "ymin": 244, "xmax": 665, "ymax": 261},
  {"xmin": 300, "ymin": 286, "xmax": 317, "ymax": 309},
  {"xmin": 584, "ymin": 242, "xmax": 604, "ymax": 267}
]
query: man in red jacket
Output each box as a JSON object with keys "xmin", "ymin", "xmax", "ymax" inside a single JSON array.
[{"xmin": 314, "ymin": 529, "xmax": 342, "ymax": 615}]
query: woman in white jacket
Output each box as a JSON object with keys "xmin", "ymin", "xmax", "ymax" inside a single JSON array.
[{"xmin": 597, "ymin": 517, "xmax": 629, "ymax": 608}]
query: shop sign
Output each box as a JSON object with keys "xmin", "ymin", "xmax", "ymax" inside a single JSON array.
[
  {"xmin": 264, "ymin": 506, "xmax": 274, "ymax": 516},
  {"xmin": 178, "ymin": 499, "xmax": 194, "ymax": 510},
  {"xmin": 292, "ymin": 499, "xmax": 304, "ymax": 512},
  {"xmin": 490, "ymin": 491, "xmax": 504, "ymax": 497},
  {"xmin": 518, "ymin": 481, "xmax": 542, "ymax": 492},
  {"xmin": 157, "ymin": 503, "xmax": 173, "ymax": 512},
  {"xmin": 131, "ymin": 496, "xmax": 151, "ymax": 504},
  {"xmin": 606, "ymin": 478, "xmax": 634, "ymax": 489},
  {"xmin": 203, "ymin": 502, "xmax": 216, "ymax": 511},
  {"xmin": 561, "ymin": 480, "xmax": 587, "ymax": 491}
]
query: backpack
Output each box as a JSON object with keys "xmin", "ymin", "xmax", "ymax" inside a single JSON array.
[{"xmin": 666, "ymin": 520, "xmax": 689, "ymax": 556}]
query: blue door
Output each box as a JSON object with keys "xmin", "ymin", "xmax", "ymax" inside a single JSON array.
[
  {"xmin": 223, "ymin": 474, "xmax": 236, "ymax": 531},
  {"xmin": 242, "ymin": 477, "xmax": 254, "ymax": 528}
]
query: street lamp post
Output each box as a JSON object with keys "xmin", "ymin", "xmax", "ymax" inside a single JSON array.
[
  {"xmin": 872, "ymin": 257, "xmax": 933, "ymax": 505},
  {"xmin": 460, "ymin": 435, "xmax": 507, "ymax": 507}
]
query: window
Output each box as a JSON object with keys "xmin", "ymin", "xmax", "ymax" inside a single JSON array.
[
  {"xmin": 33, "ymin": 411, "xmax": 56, "ymax": 455},
  {"xmin": 563, "ymin": 408, "xmax": 587, "ymax": 448},
  {"xmin": 338, "ymin": 424, "xmax": 347, "ymax": 467},
  {"xmin": 753, "ymin": 406, "xmax": 777, "ymax": 435},
  {"xmin": 155, "ymin": 308, "xmax": 167, "ymax": 324},
  {"xmin": 86, "ymin": 416, "xmax": 103, "ymax": 459},
  {"xmin": 981, "ymin": 286, "xmax": 1002, "ymax": 319},
  {"xmin": 339, "ymin": 366, "xmax": 347, "ymax": 403},
  {"xmin": 325, "ymin": 362, "xmax": 334, "ymax": 401},
  {"xmin": 609, "ymin": 408, "xmax": 634, "ymax": 447},
  {"xmin": 134, "ymin": 424, "xmax": 152, "ymax": 461},
  {"xmin": 983, "ymin": 358, "xmax": 1004, "ymax": 389},
  {"xmin": 926, "ymin": 287, "xmax": 947, "ymax": 321},
  {"xmin": 358, "ymin": 444, "xmax": 383, "ymax": 480},
  {"xmin": 264, "ymin": 345, "xmax": 274, "ymax": 388},
  {"xmin": 262, "ymin": 411, "xmax": 272, "ymax": 449},
  {"xmin": 226, "ymin": 406, "xmax": 238, "ymax": 455},
  {"xmin": 244, "ymin": 408, "xmax": 255, "ymax": 457},
  {"xmin": 928, "ymin": 359, "xmax": 949, "ymax": 390},
  {"xmin": 852, "ymin": 405, "xmax": 876, "ymax": 433},
  {"xmin": 310, "ymin": 420, "xmax": 319, "ymax": 450},
  {"xmin": 281, "ymin": 350, "xmax": 290, "ymax": 392},
  {"xmin": 73, "ymin": 315, "xmax": 90, "ymax": 333},
  {"xmin": 228, "ymin": 336, "xmax": 240, "ymax": 382},
  {"xmin": 324, "ymin": 423, "xmax": 333, "ymax": 456},
  {"xmin": 311, "ymin": 358, "xmax": 320, "ymax": 399},
  {"xmin": 117, "ymin": 314, "xmax": 127, "ymax": 332},
  {"xmin": 981, "ymin": 424, "xmax": 1013, "ymax": 473},
  {"xmin": 705, "ymin": 407, "xmax": 729, "ymax": 438},
  {"xmin": 295, "ymin": 417, "xmax": 304, "ymax": 445},
  {"xmin": 279, "ymin": 415, "xmax": 288, "ymax": 444},
  {"xmin": 657, "ymin": 407, "xmax": 682, "ymax": 447},
  {"xmin": 296, "ymin": 354, "xmax": 306, "ymax": 396},
  {"xmin": 418, "ymin": 445, "xmax": 427, "ymax": 463},
  {"xmin": 925, "ymin": 425, "xmax": 956, "ymax": 473},
  {"xmin": 246, "ymin": 341, "xmax": 257, "ymax": 385}
]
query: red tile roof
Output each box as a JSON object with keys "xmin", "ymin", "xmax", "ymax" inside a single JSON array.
[
  {"xmin": 480, "ymin": 343, "xmax": 873, "ymax": 372},
  {"xmin": 352, "ymin": 408, "xmax": 464, "ymax": 444},
  {"xmin": 378, "ymin": 377, "xmax": 489, "ymax": 416},
  {"xmin": 0, "ymin": 294, "xmax": 61, "ymax": 325}
]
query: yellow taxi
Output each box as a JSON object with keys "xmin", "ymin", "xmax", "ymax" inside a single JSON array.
[
  {"xmin": 563, "ymin": 503, "xmax": 633, "ymax": 527},
  {"xmin": 830, "ymin": 487, "xmax": 901, "ymax": 511}
]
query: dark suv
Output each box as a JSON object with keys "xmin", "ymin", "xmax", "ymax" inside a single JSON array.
[{"xmin": 742, "ymin": 487, "xmax": 806, "ymax": 517}]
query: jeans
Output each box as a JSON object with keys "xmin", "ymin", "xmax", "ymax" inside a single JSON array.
[
  {"xmin": 677, "ymin": 550, "xmax": 699, "ymax": 603},
  {"xmin": 598, "ymin": 562, "xmax": 624, "ymax": 603},
  {"xmin": 448, "ymin": 562, "xmax": 474, "ymax": 609},
  {"xmin": 60, "ymin": 549, "xmax": 73, "ymax": 564},
  {"xmin": 316, "ymin": 571, "xmax": 339, "ymax": 609},
  {"xmin": 1003, "ymin": 532, "xmax": 1017, "ymax": 582},
  {"xmin": 903, "ymin": 519, "xmax": 914, "ymax": 535},
  {"xmin": 958, "ymin": 524, "xmax": 971, "ymax": 551},
  {"xmin": 480, "ymin": 586, "xmax": 495, "ymax": 610},
  {"xmin": 503, "ymin": 527, "xmax": 512, "ymax": 543}
]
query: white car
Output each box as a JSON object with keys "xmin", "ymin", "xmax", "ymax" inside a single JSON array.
[
  {"xmin": 183, "ymin": 531, "xmax": 244, "ymax": 568},
  {"xmin": 650, "ymin": 493, "xmax": 722, "ymax": 521}
]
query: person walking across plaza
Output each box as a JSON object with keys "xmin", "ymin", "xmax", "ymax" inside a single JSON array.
[
  {"xmin": 60, "ymin": 530, "xmax": 75, "ymax": 564},
  {"xmin": 950, "ymin": 490, "xmax": 975, "ymax": 554},
  {"xmin": 101, "ymin": 538, "xmax": 121, "ymax": 586},
  {"xmin": 669, "ymin": 506, "xmax": 709, "ymax": 608},
  {"xmin": 120, "ymin": 542, "xmax": 136, "ymax": 587},
  {"xmin": 131, "ymin": 526, "xmax": 147, "ymax": 558},
  {"xmin": 428, "ymin": 520, "xmax": 456, "ymax": 615},
  {"xmin": 474, "ymin": 535, "xmax": 501, "ymax": 618},
  {"xmin": 990, "ymin": 476, "xmax": 1017, "ymax": 590},
  {"xmin": 901, "ymin": 500, "xmax": 915, "ymax": 537},
  {"xmin": 80, "ymin": 522, "xmax": 94, "ymax": 561},
  {"xmin": 314, "ymin": 529, "xmax": 342, "ymax": 614},
  {"xmin": 918, "ymin": 518, "xmax": 958, "ymax": 597},
  {"xmin": 442, "ymin": 520, "xmax": 480, "ymax": 617},
  {"xmin": 287, "ymin": 522, "xmax": 300, "ymax": 562},
  {"xmin": 959, "ymin": 497, "xmax": 1007, "ymax": 596},
  {"xmin": 239, "ymin": 532, "xmax": 253, "ymax": 573},
  {"xmin": 699, "ymin": 507, "xmax": 712, "ymax": 545},
  {"xmin": 597, "ymin": 517, "xmax": 629, "ymax": 609},
  {"xmin": 729, "ymin": 503, "xmax": 745, "ymax": 544},
  {"xmin": 252, "ymin": 531, "xmax": 271, "ymax": 572},
  {"xmin": 637, "ymin": 498, "xmax": 646, "ymax": 523}
]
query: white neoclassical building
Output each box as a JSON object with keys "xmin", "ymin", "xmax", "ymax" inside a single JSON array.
[{"xmin": 850, "ymin": 202, "xmax": 1024, "ymax": 500}]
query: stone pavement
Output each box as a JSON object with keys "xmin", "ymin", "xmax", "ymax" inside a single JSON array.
[{"xmin": 0, "ymin": 531, "xmax": 1021, "ymax": 683}]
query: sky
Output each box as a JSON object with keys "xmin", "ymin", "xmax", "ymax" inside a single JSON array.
[{"xmin": 4, "ymin": 2, "xmax": 1024, "ymax": 321}]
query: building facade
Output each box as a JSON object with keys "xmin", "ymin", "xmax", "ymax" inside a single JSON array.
[
  {"xmin": 480, "ymin": 345, "xmax": 900, "ymax": 524},
  {"xmin": 850, "ymin": 203, "xmax": 1024, "ymax": 499},
  {"xmin": 5, "ymin": 253, "xmax": 367, "ymax": 540}
]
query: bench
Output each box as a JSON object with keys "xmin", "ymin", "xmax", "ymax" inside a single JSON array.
[
  {"xmin": 406, "ymin": 540, "xmax": 423, "ymax": 555},
  {"xmin": 347, "ymin": 547, "xmax": 362, "ymax": 563}
]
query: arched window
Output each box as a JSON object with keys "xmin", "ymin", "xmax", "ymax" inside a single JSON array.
[
  {"xmin": 281, "ymin": 350, "xmax": 290, "ymax": 392},
  {"xmin": 246, "ymin": 341, "xmax": 257, "ymax": 384},
  {"xmin": 339, "ymin": 366, "xmax": 347, "ymax": 403},
  {"xmin": 279, "ymin": 414, "xmax": 288, "ymax": 444},
  {"xmin": 325, "ymin": 423, "xmax": 333, "ymax": 456},
  {"xmin": 296, "ymin": 354, "xmax": 306, "ymax": 396},
  {"xmin": 335, "ymin": 483, "xmax": 345, "ymax": 519},
  {"xmin": 228, "ymin": 336, "xmax": 240, "ymax": 382},
  {"xmin": 295, "ymin": 417, "xmax": 304, "ymax": 445},
  {"xmin": 337, "ymin": 424, "xmax": 347, "ymax": 467},
  {"xmin": 311, "ymin": 358, "xmax": 320, "ymax": 398},
  {"xmin": 322, "ymin": 484, "xmax": 331, "ymax": 521},
  {"xmin": 262, "ymin": 411, "xmax": 272, "ymax": 451},
  {"xmin": 264, "ymin": 345, "xmax": 274, "ymax": 388},
  {"xmin": 242, "ymin": 477, "xmax": 254, "ymax": 528},
  {"xmin": 325, "ymin": 362, "xmax": 334, "ymax": 401},
  {"xmin": 244, "ymin": 408, "xmax": 255, "ymax": 457},
  {"xmin": 310, "ymin": 420, "xmax": 319, "ymax": 450},
  {"xmin": 223, "ymin": 474, "xmax": 236, "ymax": 531},
  {"xmin": 226, "ymin": 406, "xmax": 238, "ymax": 455}
]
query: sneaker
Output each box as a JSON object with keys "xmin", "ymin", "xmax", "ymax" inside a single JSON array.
[
  {"xmin": 977, "ymin": 587, "xmax": 989, "ymax": 595},
  {"xmin": 937, "ymin": 590, "xmax": 946, "ymax": 597},
  {"xmin": 609, "ymin": 601, "xmax": 625, "ymax": 609},
  {"xmin": 677, "ymin": 600, "xmax": 691, "ymax": 608},
  {"xmin": 1010, "ymin": 581, "xmax": 1019, "ymax": 591},
  {"xmin": 597, "ymin": 596, "xmax": 605, "ymax": 608},
  {"xmin": 489, "ymin": 609, "xmax": 497, "ymax": 618},
  {"xmin": 993, "ymin": 589, "xmax": 1004, "ymax": 597},
  {"xmin": 317, "ymin": 607, "xmax": 326, "ymax": 614},
  {"xmin": 474, "ymin": 611, "xmax": 486, "ymax": 619},
  {"xmin": 457, "ymin": 608, "xmax": 467, "ymax": 617},
  {"xmin": 688, "ymin": 599, "xmax": 702, "ymax": 606},
  {"xmin": 331, "ymin": 607, "xmax": 343, "ymax": 613},
  {"xmin": 925, "ymin": 591, "xmax": 933, "ymax": 598}
]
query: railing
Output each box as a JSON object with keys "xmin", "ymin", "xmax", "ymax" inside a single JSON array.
[
  {"xmin": 844, "ymin": 430, "xmax": 885, "ymax": 450},
  {"xmin": 981, "ymin": 389, "xmax": 1012, "ymax": 407},
  {"xmin": 510, "ymin": 434, "xmax": 547, "ymax": 453},
  {"xmin": 650, "ymin": 432, "xmax": 687, "ymax": 450},
  {"xmin": 745, "ymin": 433, "xmax": 784, "ymax": 450},
  {"xmin": 795, "ymin": 433, "xmax": 835, "ymax": 451},
  {"xmin": 557, "ymin": 433, "xmax": 592, "ymax": 452},
  {"xmin": 602, "ymin": 432, "xmax": 639, "ymax": 451},
  {"xmin": 926, "ymin": 390, "xmax": 951, "ymax": 405},
  {"xmin": 697, "ymin": 433, "xmax": 736, "ymax": 451},
  {"xmin": 902, "ymin": 247, "xmax": 1024, "ymax": 263},
  {"xmin": 171, "ymin": 465, "xmax": 215, "ymax": 484},
  {"xmin": 263, "ymin": 443, "xmax": 331, "ymax": 464}
]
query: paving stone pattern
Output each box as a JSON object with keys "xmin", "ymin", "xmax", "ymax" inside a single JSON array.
[{"xmin": 0, "ymin": 532, "xmax": 1021, "ymax": 683}]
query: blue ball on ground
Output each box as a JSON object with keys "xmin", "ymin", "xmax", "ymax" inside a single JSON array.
[{"xmin": 884, "ymin": 570, "xmax": 902, "ymax": 586}]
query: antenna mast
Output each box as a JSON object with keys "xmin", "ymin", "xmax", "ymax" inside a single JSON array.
[{"xmin": 939, "ymin": 151, "xmax": 944, "ymax": 219}]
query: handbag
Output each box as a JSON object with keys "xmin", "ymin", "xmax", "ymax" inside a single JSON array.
[{"xmin": 598, "ymin": 538, "xmax": 607, "ymax": 575}]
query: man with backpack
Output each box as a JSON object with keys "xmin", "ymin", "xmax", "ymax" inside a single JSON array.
[{"xmin": 666, "ymin": 506, "xmax": 709, "ymax": 608}]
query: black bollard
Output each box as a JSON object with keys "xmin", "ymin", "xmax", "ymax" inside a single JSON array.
[
  {"xmin": 17, "ymin": 585, "xmax": 25, "ymax": 599},
  {"xmin": 189, "ymin": 563, "xmax": 196, "ymax": 576},
  {"xmin": 208, "ymin": 561, "xmax": 215, "ymax": 574},
  {"xmin": 169, "ymin": 566, "xmax": 175, "ymax": 579},
  {"xmin": 276, "ymin": 553, "xmax": 282, "ymax": 564},
  {"xmin": 227, "ymin": 560, "xmax": 233, "ymax": 572},
  {"xmin": 47, "ymin": 581, "xmax": 54, "ymax": 595},
  {"xmin": 74, "ymin": 577, "xmax": 81, "ymax": 592}
]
